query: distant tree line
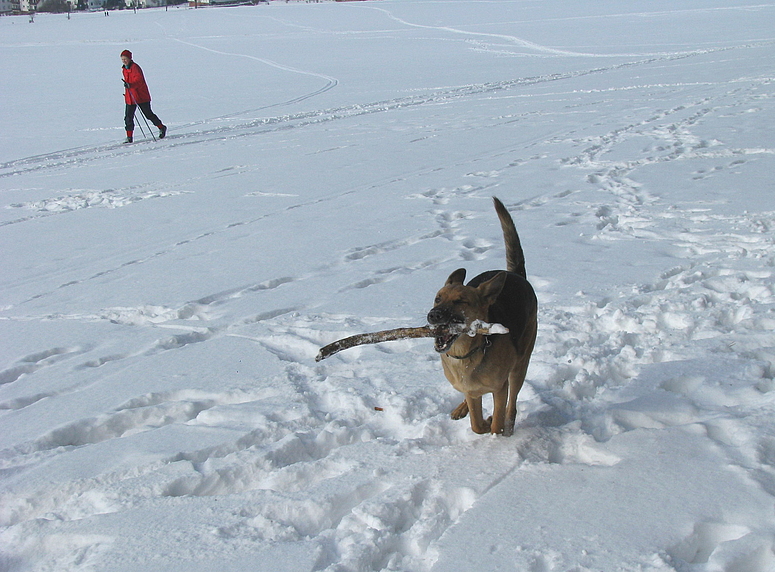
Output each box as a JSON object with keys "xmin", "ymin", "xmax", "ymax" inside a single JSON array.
[
  {"xmin": 34, "ymin": 0, "xmax": 188, "ymax": 12},
  {"xmin": 36, "ymin": 0, "xmax": 71, "ymax": 11}
]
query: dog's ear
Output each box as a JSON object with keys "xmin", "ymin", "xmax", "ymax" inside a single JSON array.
[
  {"xmin": 445, "ymin": 268, "xmax": 467, "ymax": 286},
  {"xmin": 477, "ymin": 271, "xmax": 506, "ymax": 305}
]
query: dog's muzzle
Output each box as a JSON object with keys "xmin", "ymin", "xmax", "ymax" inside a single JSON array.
[{"xmin": 427, "ymin": 307, "xmax": 465, "ymax": 353}]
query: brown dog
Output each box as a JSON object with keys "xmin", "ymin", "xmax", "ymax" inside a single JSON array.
[{"xmin": 427, "ymin": 197, "xmax": 537, "ymax": 436}]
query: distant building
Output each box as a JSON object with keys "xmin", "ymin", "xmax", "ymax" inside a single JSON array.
[
  {"xmin": 125, "ymin": 0, "xmax": 166, "ymax": 7},
  {"xmin": 186, "ymin": 0, "xmax": 237, "ymax": 6},
  {"xmin": 0, "ymin": 0, "xmax": 17, "ymax": 14},
  {"xmin": 19, "ymin": 0, "xmax": 36, "ymax": 11}
]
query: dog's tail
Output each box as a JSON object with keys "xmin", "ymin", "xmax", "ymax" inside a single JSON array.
[{"xmin": 493, "ymin": 197, "xmax": 527, "ymax": 278}]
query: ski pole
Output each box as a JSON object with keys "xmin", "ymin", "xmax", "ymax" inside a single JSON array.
[{"xmin": 132, "ymin": 106, "xmax": 150, "ymax": 141}]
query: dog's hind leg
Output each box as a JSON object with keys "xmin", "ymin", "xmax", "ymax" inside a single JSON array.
[
  {"xmin": 503, "ymin": 314, "xmax": 537, "ymax": 436},
  {"xmin": 503, "ymin": 367, "xmax": 526, "ymax": 437},
  {"xmin": 503, "ymin": 343, "xmax": 535, "ymax": 436},
  {"xmin": 451, "ymin": 400, "xmax": 469, "ymax": 420},
  {"xmin": 490, "ymin": 383, "xmax": 509, "ymax": 435}
]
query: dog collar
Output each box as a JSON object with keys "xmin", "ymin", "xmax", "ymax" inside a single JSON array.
[{"xmin": 445, "ymin": 335, "xmax": 492, "ymax": 360}]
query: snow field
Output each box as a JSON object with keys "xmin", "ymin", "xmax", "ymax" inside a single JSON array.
[{"xmin": 1, "ymin": 1, "xmax": 775, "ymax": 571}]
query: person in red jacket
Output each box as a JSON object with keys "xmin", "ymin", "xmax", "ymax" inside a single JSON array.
[{"xmin": 121, "ymin": 50, "xmax": 167, "ymax": 143}]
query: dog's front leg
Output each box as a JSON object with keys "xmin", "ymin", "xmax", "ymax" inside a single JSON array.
[{"xmin": 466, "ymin": 396, "xmax": 491, "ymax": 434}]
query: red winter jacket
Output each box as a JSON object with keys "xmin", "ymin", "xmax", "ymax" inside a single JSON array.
[{"xmin": 122, "ymin": 61, "xmax": 152, "ymax": 105}]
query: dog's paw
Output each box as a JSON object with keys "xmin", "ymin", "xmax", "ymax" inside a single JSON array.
[
  {"xmin": 471, "ymin": 416, "xmax": 493, "ymax": 434},
  {"xmin": 450, "ymin": 401, "xmax": 469, "ymax": 420}
]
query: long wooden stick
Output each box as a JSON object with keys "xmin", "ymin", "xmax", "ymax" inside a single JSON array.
[{"xmin": 315, "ymin": 320, "xmax": 508, "ymax": 362}]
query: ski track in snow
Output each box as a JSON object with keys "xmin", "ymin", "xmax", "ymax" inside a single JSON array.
[
  {"xmin": 2, "ymin": 5, "xmax": 775, "ymax": 572},
  {"xmin": 4, "ymin": 66, "xmax": 773, "ymax": 312},
  {"xmin": 0, "ymin": 40, "xmax": 763, "ymax": 181}
]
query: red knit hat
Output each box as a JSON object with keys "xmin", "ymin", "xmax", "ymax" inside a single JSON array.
[{"xmin": 121, "ymin": 49, "xmax": 132, "ymax": 59}]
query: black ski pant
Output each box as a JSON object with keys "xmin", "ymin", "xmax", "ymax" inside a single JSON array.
[{"xmin": 124, "ymin": 102, "xmax": 162, "ymax": 132}]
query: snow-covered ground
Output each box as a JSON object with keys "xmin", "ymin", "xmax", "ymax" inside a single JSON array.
[{"xmin": 1, "ymin": 1, "xmax": 775, "ymax": 570}]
